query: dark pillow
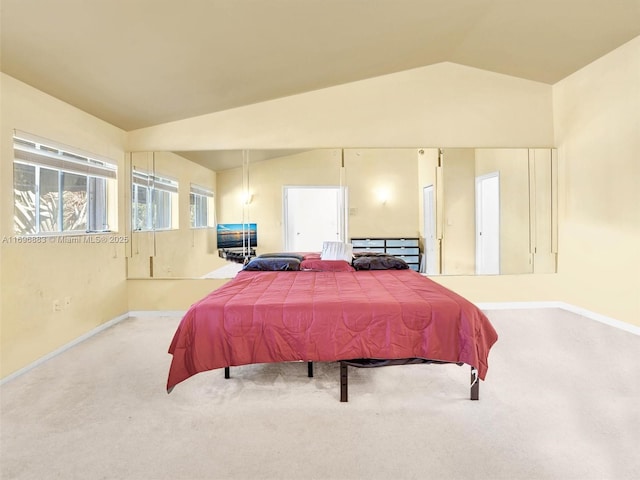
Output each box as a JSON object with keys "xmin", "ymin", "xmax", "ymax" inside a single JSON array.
[
  {"xmin": 257, "ymin": 252, "xmax": 305, "ymax": 261},
  {"xmin": 300, "ymin": 259, "xmax": 355, "ymax": 272},
  {"xmin": 243, "ymin": 257, "xmax": 301, "ymax": 271},
  {"xmin": 352, "ymin": 254, "xmax": 409, "ymax": 270}
]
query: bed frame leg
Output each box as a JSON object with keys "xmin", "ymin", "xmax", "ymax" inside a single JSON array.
[
  {"xmin": 224, "ymin": 367, "xmax": 230, "ymax": 379},
  {"xmin": 340, "ymin": 362, "xmax": 348, "ymax": 402},
  {"xmin": 307, "ymin": 362, "xmax": 314, "ymax": 377},
  {"xmin": 470, "ymin": 367, "xmax": 479, "ymax": 400}
]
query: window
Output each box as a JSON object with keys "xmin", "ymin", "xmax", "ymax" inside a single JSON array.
[
  {"xmin": 13, "ymin": 132, "xmax": 117, "ymax": 235},
  {"xmin": 131, "ymin": 169, "xmax": 178, "ymax": 231},
  {"xmin": 189, "ymin": 184, "xmax": 214, "ymax": 228}
]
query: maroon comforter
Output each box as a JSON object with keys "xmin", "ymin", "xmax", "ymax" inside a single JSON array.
[{"xmin": 167, "ymin": 270, "xmax": 498, "ymax": 391}]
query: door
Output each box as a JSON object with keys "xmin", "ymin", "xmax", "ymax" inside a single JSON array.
[
  {"xmin": 422, "ymin": 185, "xmax": 437, "ymax": 274},
  {"xmin": 284, "ymin": 186, "xmax": 346, "ymax": 252},
  {"xmin": 475, "ymin": 172, "xmax": 500, "ymax": 274}
]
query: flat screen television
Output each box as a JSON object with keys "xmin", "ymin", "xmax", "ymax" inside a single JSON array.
[{"xmin": 216, "ymin": 223, "xmax": 257, "ymax": 249}]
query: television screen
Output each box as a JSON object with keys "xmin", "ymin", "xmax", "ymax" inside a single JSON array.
[{"xmin": 216, "ymin": 223, "xmax": 257, "ymax": 249}]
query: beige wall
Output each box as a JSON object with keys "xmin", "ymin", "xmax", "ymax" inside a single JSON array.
[
  {"xmin": 441, "ymin": 148, "xmax": 476, "ymax": 274},
  {"xmin": 128, "ymin": 62, "xmax": 554, "ymax": 151},
  {"xmin": 553, "ymin": 35, "xmax": 640, "ymax": 326},
  {"xmin": 216, "ymin": 167, "xmax": 245, "ymax": 225},
  {"xmin": 0, "ymin": 74, "xmax": 128, "ymax": 377},
  {"xmin": 127, "ymin": 278, "xmax": 228, "ymax": 311},
  {"xmin": 344, "ymin": 149, "xmax": 420, "ymax": 239}
]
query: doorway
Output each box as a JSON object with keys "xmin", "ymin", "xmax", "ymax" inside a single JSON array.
[
  {"xmin": 283, "ymin": 186, "xmax": 346, "ymax": 252},
  {"xmin": 475, "ymin": 172, "xmax": 500, "ymax": 274}
]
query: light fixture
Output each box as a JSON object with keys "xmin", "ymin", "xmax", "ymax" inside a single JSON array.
[
  {"xmin": 376, "ymin": 187, "xmax": 390, "ymax": 205},
  {"xmin": 241, "ymin": 190, "xmax": 253, "ymax": 205}
]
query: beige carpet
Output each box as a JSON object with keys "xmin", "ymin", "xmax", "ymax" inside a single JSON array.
[{"xmin": 1, "ymin": 309, "xmax": 639, "ymax": 480}]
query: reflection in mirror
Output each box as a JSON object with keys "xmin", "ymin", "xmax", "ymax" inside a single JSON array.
[
  {"xmin": 211, "ymin": 150, "xmax": 257, "ymax": 265},
  {"xmin": 125, "ymin": 147, "xmax": 556, "ymax": 279},
  {"xmin": 437, "ymin": 148, "xmax": 557, "ymax": 275},
  {"xmin": 209, "ymin": 149, "xmax": 344, "ymax": 260},
  {"xmin": 126, "ymin": 151, "xmax": 218, "ymax": 278},
  {"xmin": 344, "ymin": 148, "xmax": 423, "ymax": 240}
]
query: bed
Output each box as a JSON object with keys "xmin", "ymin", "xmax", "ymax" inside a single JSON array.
[{"xmin": 167, "ymin": 257, "xmax": 498, "ymax": 402}]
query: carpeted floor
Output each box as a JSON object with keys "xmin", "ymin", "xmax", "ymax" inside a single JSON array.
[{"xmin": 1, "ymin": 308, "xmax": 639, "ymax": 480}]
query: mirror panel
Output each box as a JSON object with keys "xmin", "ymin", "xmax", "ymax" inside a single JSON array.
[
  {"xmin": 125, "ymin": 147, "xmax": 556, "ymax": 278},
  {"xmin": 127, "ymin": 151, "xmax": 155, "ymax": 278},
  {"xmin": 344, "ymin": 148, "xmax": 422, "ymax": 239},
  {"xmin": 244, "ymin": 149, "xmax": 342, "ymax": 253},
  {"xmin": 126, "ymin": 151, "xmax": 220, "ymax": 278},
  {"xmin": 440, "ymin": 148, "xmax": 533, "ymax": 275}
]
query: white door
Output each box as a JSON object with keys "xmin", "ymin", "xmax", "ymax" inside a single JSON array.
[
  {"xmin": 476, "ymin": 173, "xmax": 500, "ymax": 274},
  {"xmin": 422, "ymin": 185, "xmax": 437, "ymax": 274},
  {"xmin": 284, "ymin": 186, "xmax": 345, "ymax": 252}
]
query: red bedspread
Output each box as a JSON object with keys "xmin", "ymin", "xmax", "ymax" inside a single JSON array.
[{"xmin": 167, "ymin": 270, "xmax": 498, "ymax": 392}]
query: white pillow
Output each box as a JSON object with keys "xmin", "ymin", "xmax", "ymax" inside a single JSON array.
[{"xmin": 321, "ymin": 241, "xmax": 353, "ymax": 262}]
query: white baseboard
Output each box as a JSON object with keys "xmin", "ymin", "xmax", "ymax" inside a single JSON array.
[
  {"xmin": 2, "ymin": 302, "xmax": 638, "ymax": 386},
  {"xmin": 476, "ymin": 301, "xmax": 565, "ymax": 310},
  {"xmin": 477, "ymin": 301, "xmax": 640, "ymax": 336},
  {"xmin": 0, "ymin": 312, "xmax": 130, "ymax": 387},
  {"xmin": 128, "ymin": 310, "xmax": 187, "ymax": 317},
  {"xmin": 555, "ymin": 302, "xmax": 640, "ymax": 336}
]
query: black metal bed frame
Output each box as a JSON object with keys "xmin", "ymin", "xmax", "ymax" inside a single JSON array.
[{"xmin": 224, "ymin": 360, "xmax": 480, "ymax": 402}]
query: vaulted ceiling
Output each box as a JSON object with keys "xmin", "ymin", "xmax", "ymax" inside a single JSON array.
[{"xmin": 2, "ymin": 0, "xmax": 639, "ymax": 131}]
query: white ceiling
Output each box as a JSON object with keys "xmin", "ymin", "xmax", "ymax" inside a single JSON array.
[{"xmin": 1, "ymin": 0, "xmax": 639, "ymax": 131}]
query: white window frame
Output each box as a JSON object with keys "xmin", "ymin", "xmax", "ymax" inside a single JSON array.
[
  {"xmin": 189, "ymin": 184, "xmax": 214, "ymax": 229},
  {"xmin": 131, "ymin": 169, "xmax": 178, "ymax": 232},
  {"xmin": 12, "ymin": 131, "xmax": 117, "ymax": 235}
]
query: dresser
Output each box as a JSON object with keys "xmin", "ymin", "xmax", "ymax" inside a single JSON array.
[{"xmin": 350, "ymin": 237, "xmax": 421, "ymax": 271}]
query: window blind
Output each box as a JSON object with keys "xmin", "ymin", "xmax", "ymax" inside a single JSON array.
[
  {"xmin": 190, "ymin": 184, "xmax": 214, "ymax": 197},
  {"xmin": 13, "ymin": 131, "xmax": 117, "ymax": 180},
  {"xmin": 132, "ymin": 168, "xmax": 178, "ymax": 193}
]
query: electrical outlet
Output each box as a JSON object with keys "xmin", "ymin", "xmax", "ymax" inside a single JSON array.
[{"xmin": 53, "ymin": 300, "xmax": 62, "ymax": 312}]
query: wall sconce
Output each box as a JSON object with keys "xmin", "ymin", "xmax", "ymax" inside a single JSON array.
[
  {"xmin": 241, "ymin": 191, "xmax": 253, "ymax": 205},
  {"xmin": 376, "ymin": 188, "xmax": 390, "ymax": 205}
]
